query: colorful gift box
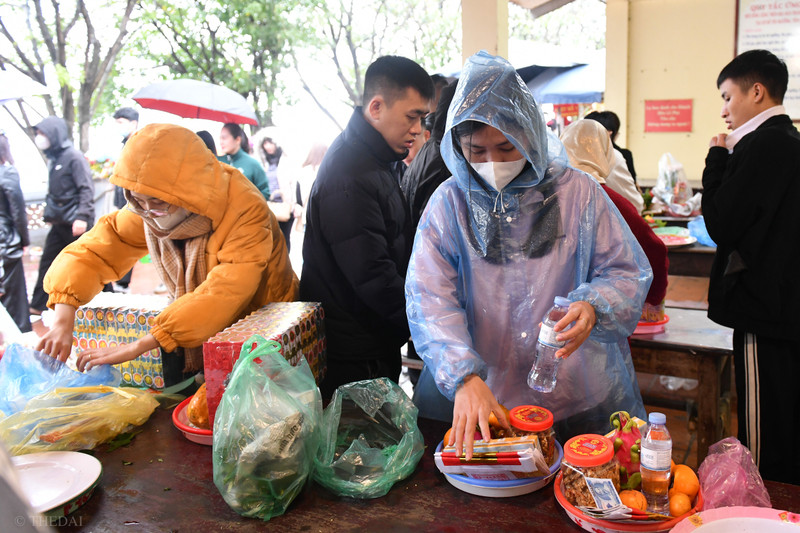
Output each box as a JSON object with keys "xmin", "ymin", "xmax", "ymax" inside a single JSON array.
[
  {"xmin": 203, "ymin": 302, "xmax": 326, "ymax": 428},
  {"xmin": 73, "ymin": 293, "xmax": 168, "ymax": 389}
]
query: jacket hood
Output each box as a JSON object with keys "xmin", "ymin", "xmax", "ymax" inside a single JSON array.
[
  {"xmin": 560, "ymin": 119, "xmax": 612, "ymax": 184},
  {"xmin": 34, "ymin": 116, "xmax": 73, "ymax": 154},
  {"xmin": 441, "ymin": 51, "xmax": 568, "ymax": 195},
  {"xmin": 110, "ymin": 124, "xmax": 228, "ymax": 225}
]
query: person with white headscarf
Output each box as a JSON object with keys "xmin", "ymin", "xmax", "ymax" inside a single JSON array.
[{"xmin": 561, "ymin": 119, "xmax": 669, "ymax": 320}]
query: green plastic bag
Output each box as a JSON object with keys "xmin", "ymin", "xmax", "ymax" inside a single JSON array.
[
  {"xmin": 212, "ymin": 336, "xmax": 322, "ymax": 521},
  {"xmin": 313, "ymin": 377, "xmax": 424, "ymax": 499}
]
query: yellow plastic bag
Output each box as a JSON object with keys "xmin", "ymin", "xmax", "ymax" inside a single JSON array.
[{"xmin": 0, "ymin": 385, "xmax": 159, "ymax": 456}]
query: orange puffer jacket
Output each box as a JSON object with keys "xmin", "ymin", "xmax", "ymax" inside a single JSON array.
[{"xmin": 44, "ymin": 123, "xmax": 298, "ymax": 352}]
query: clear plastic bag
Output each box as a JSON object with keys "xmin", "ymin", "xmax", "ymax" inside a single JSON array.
[
  {"xmin": 0, "ymin": 385, "xmax": 159, "ymax": 455},
  {"xmin": 697, "ymin": 437, "xmax": 771, "ymax": 509},
  {"xmin": 212, "ymin": 336, "xmax": 322, "ymax": 521},
  {"xmin": 313, "ymin": 377, "xmax": 424, "ymax": 499},
  {"xmin": 653, "ymin": 153, "xmax": 701, "ymax": 216},
  {"xmin": 0, "ymin": 343, "xmax": 120, "ymax": 417}
]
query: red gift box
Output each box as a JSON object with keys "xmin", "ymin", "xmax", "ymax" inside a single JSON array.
[{"xmin": 202, "ymin": 302, "xmax": 326, "ymax": 428}]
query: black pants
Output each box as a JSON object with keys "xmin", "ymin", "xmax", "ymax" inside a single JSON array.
[
  {"xmin": 278, "ymin": 217, "xmax": 294, "ymax": 253},
  {"xmin": 30, "ymin": 224, "xmax": 78, "ymax": 312},
  {"xmin": 734, "ymin": 330, "xmax": 800, "ymax": 485},
  {"xmin": 319, "ymin": 351, "xmax": 402, "ymax": 400},
  {"xmin": 1, "ymin": 255, "xmax": 31, "ymax": 332}
]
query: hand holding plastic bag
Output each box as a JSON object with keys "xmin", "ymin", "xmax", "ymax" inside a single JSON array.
[
  {"xmin": 0, "ymin": 385, "xmax": 159, "ymax": 455},
  {"xmin": 697, "ymin": 437, "xmax": 771, "ymax": 509},
  {"xmin": 313, "ymin": 378, "xmax": 424, "ymax": 499},
  {"xmin": 212, "ymin": 336, "xmax": 322, "ymax": 521},
  {"xmin": 0, "ymin": 343, "xmax": 120, "ymax": 417}
]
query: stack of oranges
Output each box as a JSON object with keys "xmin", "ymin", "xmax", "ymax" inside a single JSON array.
[
  {"xmin": 668, "ymin": 462, "xmax": 700, "ymax": 517},
  {"xmin": 618, "ymin": 460, "xmax": 700, "ymax": 517}
]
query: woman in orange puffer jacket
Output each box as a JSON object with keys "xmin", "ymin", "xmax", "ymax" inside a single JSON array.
[{"xmin": 36, "ymin": 124, "xmax": 298, "ymax": 383}]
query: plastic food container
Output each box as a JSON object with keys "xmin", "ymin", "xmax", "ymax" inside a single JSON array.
[
  {"xmin": 509, "ymin": 405, "xmax": 556, "ymax": 465},
  {"xmin": 561, "ymin": 434, "xmax": 620, "ymax": 508},
  {"xmin": 172, "ymin": 396, "xmax": 213, "ymax": 446},
  {"xmin": 633, "ymin": 315, "xmax": 669, "ymax": 335}
]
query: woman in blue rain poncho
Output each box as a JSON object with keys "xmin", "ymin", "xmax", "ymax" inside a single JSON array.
[{"xmin": 405, "ymin": 52, "xmax": 651, "ymax": 457}]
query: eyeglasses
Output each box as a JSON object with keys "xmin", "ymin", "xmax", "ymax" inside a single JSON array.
[{"xmin": 126, "ymin": 194, "xmax": 173, "ymax": 218}]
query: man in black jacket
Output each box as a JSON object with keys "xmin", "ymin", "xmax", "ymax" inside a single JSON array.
[
  {"xmin": 300, "ymin": 55, "xmax": 433, "ymax": 398},
  {"xmin": 29, "ymin": 116, "xmax": 94, "ymax": 314},
  {"xmin": 702, "ymin": 49, "xmax": 800, "ymax": 485},
  {"xmin": 401, "ymin": 80, "xmax": 457, "ymax": 231}
]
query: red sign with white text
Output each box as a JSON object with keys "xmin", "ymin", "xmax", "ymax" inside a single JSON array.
[
  {"xmin": 554, "ymin": 103, "xmax": 579, "ymax": 116},
  {"xmin": 644, "ymin": 99, "xmax": 693, "ymax": 132}
]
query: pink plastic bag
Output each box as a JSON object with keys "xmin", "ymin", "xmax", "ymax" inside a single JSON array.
[{"xmin": 698, "ymin": 437, "xmax": 771, "ymax": 509}]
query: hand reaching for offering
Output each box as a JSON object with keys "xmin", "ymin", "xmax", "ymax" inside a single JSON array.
[
  {"xmin": 553, "ymin": 300, "xmax": 596, "ymax": 359},
  {"xmin": 76, "ymin": 334, "xmax": 160, "ymax": 372},
  {"xmin": 36, "ymin": 303, "xmax": 77, "ymax": 362},
  {"xmin": 451, "ymin": 374, "xmax": 510, "ymax": 460}
]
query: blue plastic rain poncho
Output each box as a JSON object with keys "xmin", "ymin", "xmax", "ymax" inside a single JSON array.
[{"xmin": 405, "ymin": 51, "xmax": 651, "ymax": 437}]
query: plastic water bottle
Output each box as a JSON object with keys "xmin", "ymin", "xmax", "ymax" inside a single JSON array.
[
  {"xmin": 640, "ymin": 412, "xmax": 672, "ymax": 514},
  {"xmin": 527, "ymin": 296, "xmax": 571, "ymax": 393}
]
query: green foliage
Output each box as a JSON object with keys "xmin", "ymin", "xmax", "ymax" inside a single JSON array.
[
  {"xmin": 292, "ymin": 0, "xmax": 461, "ymax": 109},
  {"xmin": 132, "ymin": 0, "xmax": 313, "ymax": 126}
]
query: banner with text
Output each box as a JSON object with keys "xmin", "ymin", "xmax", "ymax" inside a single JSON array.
[
  {"xmin": 644, "ymin": 99, "xmax": 693, "ymax": 133},
  {"xmin": 737, "ymin": 0, "xmax": 800, "ymax": 120}
]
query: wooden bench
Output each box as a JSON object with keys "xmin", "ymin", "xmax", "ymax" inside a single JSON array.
[{"xmin": 630, "ymin": 307, "xmax": 733, "ymax": 464}]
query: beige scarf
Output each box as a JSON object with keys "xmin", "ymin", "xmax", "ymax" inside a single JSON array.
[{"xmin": 125, "ymin": 191, "xmax": 213, "ymax": 372}]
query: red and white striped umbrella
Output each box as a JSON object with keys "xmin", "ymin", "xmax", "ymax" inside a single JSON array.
[{"xmin": 132, "ymin": 79, "xmax": 258, "ymax": 126}]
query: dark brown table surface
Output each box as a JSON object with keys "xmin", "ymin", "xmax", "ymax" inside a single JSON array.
[
  {"xmin": 59, "ymin": 403, "xmax": 800, "ymax": 532},
  {"xmin": 667, "ymin": 243, "xmax": 716, "ymax": 277}
]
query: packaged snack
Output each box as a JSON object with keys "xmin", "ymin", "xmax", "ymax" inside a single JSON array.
[
  {"xmin": 508, "ymin": 405, "xmax": 556, "ymax": 465},
  {"xmin": 561, "ymin": 434, "xmax": 620, "ymax": 507}
]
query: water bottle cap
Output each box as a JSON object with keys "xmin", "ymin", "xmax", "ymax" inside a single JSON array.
[
  {"xmin": 554, "ymin": 296, "xmax": 571, "ymax": 308},
  {"xmin": 648, "ymin": 412, "xmax": 667, "ymax": 425}
]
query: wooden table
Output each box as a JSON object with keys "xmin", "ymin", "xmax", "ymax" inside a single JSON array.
[
  {"xmin": 57, "ymin": 406, "xmax": 799, "ymax": 532},
  {"xmin": 667, "ymin": 243, "xmax": 716, "ymax": 277},
  {"xmin": 56, "ymin": 404, "xmax": 800, "ymax": 532},
  {"xmin": 630, "ymin": 307, "xmax": 733, "ymax": 464}
]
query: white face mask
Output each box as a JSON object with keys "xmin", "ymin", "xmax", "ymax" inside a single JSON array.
[
  {"xmin": 152, "ymin": 207, "xmax": 190, "ymax": 230},
  {"xmin": 470, "ymin": 158, "xmax": 527, "ymax": 191},
  {"xmin": 34, "ymin": 134, "xmax": 51, "ymax": 150}
]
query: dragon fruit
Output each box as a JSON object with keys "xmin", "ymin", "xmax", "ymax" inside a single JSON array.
[{"xmin": 609, "ymin": 411, "xmax": 642, "ymax": 490}]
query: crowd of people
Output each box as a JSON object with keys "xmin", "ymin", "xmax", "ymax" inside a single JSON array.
[{"xmin": 2, "ymin": 47, "xmax": 796, "ymax": 485}]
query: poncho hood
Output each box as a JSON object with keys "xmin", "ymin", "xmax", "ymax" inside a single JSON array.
[{"xmin": 441, "ymin": 50, "xmax": 568, "ymax": 195}]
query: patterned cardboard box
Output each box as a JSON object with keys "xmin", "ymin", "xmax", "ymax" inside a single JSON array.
[
  {"xmin": 74, "ymin": 293, "xmax": 168, "ymax": 389},
  {"xmin": 203, "ymin": 301, "xmax": 326, "ymax": 428}
]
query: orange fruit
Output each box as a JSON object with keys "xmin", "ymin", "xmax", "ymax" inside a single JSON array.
[
  {"xmin": 488, "ymin": 404, "xmax": 510, "ymax": 428},
  {"xmin": 444, "ymin": 427, "xmax": 453, "ymax": 446},
  {"xmin": 672, "ymin": 464, "xmax": 700, "ymax": 499},
  {"xmin": 619, "ymin": 490, "xmax": 647, "ymax": 511},
  {"xmin": 670, "ymin": 459, "xmax": 676, "ymax": 477},
  {"xmin": 669, "ymin": 491, "xmax": 693, "ymax": 517}
]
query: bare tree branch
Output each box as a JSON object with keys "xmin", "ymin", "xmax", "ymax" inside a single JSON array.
[{"xmin": 292, "ymin": 51, "xmax": 343, "ymax": 131}]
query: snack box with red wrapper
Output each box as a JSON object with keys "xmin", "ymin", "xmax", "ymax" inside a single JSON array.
[
  {"xmin": 202, "ymin": 301, "xmax": 326, "ymax": 428},
  {"xmin": 73, "ymin": 293, "xmax": 168, "ymax": 389},
  {"xmin": 434, "ymin": 435, "xmax": 550, "ymax": 480}
]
